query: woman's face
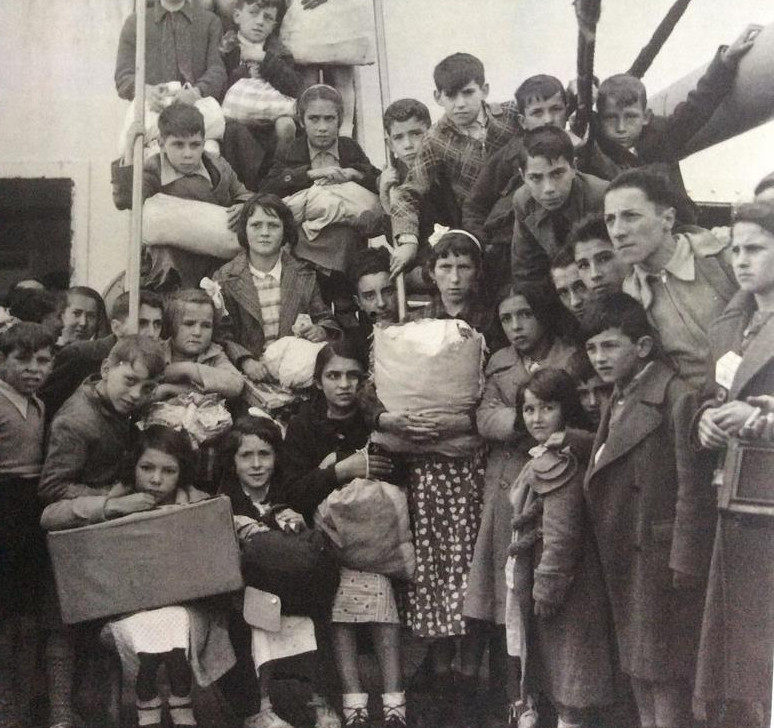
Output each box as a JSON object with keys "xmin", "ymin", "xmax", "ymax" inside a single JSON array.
[
  {"xmin": 318, "ymin": 355, "xmax": 363, "ymax": 416},
  {"xmin": 234, "ymin": 434, "xmax": 276, "ymax": 494},
  {"xmin": 522, "ymin": 389, "xmax": 564, "ymax": 444},
  {"xmin": 498, "ymin": 294, "xmax": 546, "ymax": 355},
  {"xmin": 430, "ymin": 253, "xmax": 477, "ymax": 307},
  {"xmin": 135, "ymin": 447, "xmax": 180, "ymax": 504},
  {"xmin": 61, "ymin": 293, "xmax": 99, "ymax": 343}
]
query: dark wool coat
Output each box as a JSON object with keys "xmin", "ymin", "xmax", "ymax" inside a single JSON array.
[
  {"xmin": 260, "ymin": 136, "xmax": 380, "ymax": 198},
  {"xmin": 213, "ymin": 249, "xmax": 341, "ymax": 366},
  {"xmin": 694, "ymin": 292, "xmax": 774, "ymax": 704},
  {"xmin": 584, "ymin": 360, "xmax": 716, "ymax": 682}
]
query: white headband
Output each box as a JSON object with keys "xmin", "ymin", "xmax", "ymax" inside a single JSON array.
[{"xmin": 427, "ymin": 224, "xmax": 482, "ymax": 251}]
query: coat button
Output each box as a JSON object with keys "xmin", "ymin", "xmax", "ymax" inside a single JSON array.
[{"xmin": 271, "ymin": 597, "xmax": 278, "ymax": 604}]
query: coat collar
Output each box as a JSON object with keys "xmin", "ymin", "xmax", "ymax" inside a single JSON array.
[{"xmin": 587, "ymin": 359, "xmax": 675, "ymax": 478}]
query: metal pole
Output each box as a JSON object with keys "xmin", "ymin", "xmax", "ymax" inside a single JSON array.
[
  {"xmin": 127, "ymin": 0, "xmax": 147, "ymax": 334},
  {"xmin": 372, "ymin": 0, "xmax": 407, "ymax": 322}
]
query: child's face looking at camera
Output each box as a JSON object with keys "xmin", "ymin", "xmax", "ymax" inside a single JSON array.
[
  {"xmin": 522, "ymin": 389, "xmax": 563, "ymax": 444},
  {"xmin": 246, "ymin": 205, "xmax": 285, "ymax": 262},
  {"xmin": 234, "ymin": 434, "xmax": 276, "ymax": 493},
  {"xmin": 498, "ymin": 294, "xmax": 546, "ymax": 355},
  {"xmin": 318, "ymin": 355, "xmax": 363, "ymax": 416},
  {"xmin": 430, "ymin": 253, "xmax": 477, "ymax": 306},
  {"xmin": 159, "ymin": 133, "xmax": 205, "ymax": 175},
  {"xmin": 233, "ymin": 3, "xmax": 278, "ymax": 44},
  {"xmin": 135, "ymin": 447, "xmax": 180, "ymax": 505},
  {"xmin": 387, "ymin": 117, "xmax": 428, "ymax": 165},
  {"xmin": 172, "ymin": 303, "xmax": 214, "ymax": 358},
  {"xmin": 99, "ymin": 360, "xmax": 156, "ymax": 414},
  {"xmin": 302, "ymin": 99, "xmax": 340, "ymax": 152}
]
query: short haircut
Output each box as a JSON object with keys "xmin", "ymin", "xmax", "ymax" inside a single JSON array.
[
  {"xmin": 158, "ymin": 102, "xmax": 205, "ymax": 139},
  {"xmin": 515, "ymin": 367, "xmax": 591, "ymax": 432},
  {"xmin": 110, "ymin": 290, "xmax": 165, "ymax": 322},
  {"xmin": 606, "ymin": 168, "xmax": 677, "ymax": 210},
  {"xmin": 8, "ymin": 289, "xmax": 63, "ymax": 323},
  {"xmin": 219, "ymin": 414, "xmax": 284, "ymax": 491},
  {"xmin": 236, "ymin": 192, "xmax": 297, "ymax": 250},
  {"xmin": 581, "ymin": 291, "xmax": 655, "ymax": 349},
  {"xmin": 383, "ymin": 98, "xmax": 432, "ymax": 134},
  {"xmin": 550, "ymin": 244, "xmax": 576, "ymax": 270},
  {"xmin": 313, "ymin": 338, "xmax": 367, "ymax": 384},
  {"xmin": 423, "ymin": 231, "xmax": 482, "ymax": 285},
  {"xmin": 132, "ymin": 425, "xmax": 195, "ymax": 490},
  {"xmin": 66, "ymin": 286, "xmax": 108, "ymax": 336},
  {"xmin": 733, "ymin": 200, "xmax": 774, "ymax": 238},
  {"xmin": 515, "ymin": 74, "xmax": 567, "ymax": 114},
  {"xmin": 164, "ymin": 289, "xmax": 216, "ymax": 336},
  {"xmin": 565, "ymin": 348, "xmax": 599, "ymax": 384},
  {"xmin": 0, "ymin": 322, "xmax": 55, "ymax": 358},
  {"xmin": 568, "ymin": 213, "xmax": 611, "ymax": 253},
  {"xmin": 754, "ymin": 171, "xmax": 774, "ymax": 198},
  {"xmin": 597, "ymin": 74, "xmax": 647, "ymax": 112},
  {"xmin": 350, "ymin": 247, "xmax": 391, "ymax": 285},
  {"xmin": 496, "ymin": 279, "xmax": 580, "ymax": 344},
  {"xmin": 234, "ymin": 0, "xmax": 286, "ymax": 23},
  {"xmin": 297, "ymin": 84, "xmax": 344, "ymax": 126},
  {"xmin": 104, "ymin": 334, "xmax": 167, "ymax": 378},
  {"xmin": 433, "ymin": 53, "xmax": 485, "ymax": 96},
  {"xmin": 518, "ymin": 126, "xmax": 574, "ymax": 171}
]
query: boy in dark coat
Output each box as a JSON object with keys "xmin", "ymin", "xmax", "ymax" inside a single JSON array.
[
  {"xmin": 694, "ymin": 202, "xmax": 774, "ymax": 728},
  {"xmin": 582, "ymin": 292, "xmax": 715, "ymax": 728}
]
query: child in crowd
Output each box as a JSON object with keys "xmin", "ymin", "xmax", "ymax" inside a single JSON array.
[
  {"xmin": 158, "ymin": 289, "xmax": 243, "ymax": 401},
  {"xmin": 464, "ymin": 74, "xmax": 570, "ymax": 295},
  {"xmin": 58, "ymin": 287, "xmax": 108, "ymax": 347},
  {"xmin": 42, "ymin": 425, "xmax": 233, "ymax": 728},
  {"xmin": 465, "ymin": 281, "xmax": 579, "ymax": 720},
  {"xmin": 566, "ymin": 350, "xmax": 612, "ymax": 429},
  {"xmin": 569, "ymin": 213, "xmax": 628, "ymax": 300},
  {"xmin": 115, "ymin": 0, "xmax": 227, "ymax": 108},
  {"xmin": 38, "ymin": 335, "xmax": 167, "ymax": 728},
  {"xmin": 582, "ymin": 292, "xmax": 715, "ymax": 728},
  {"xmin": 389, "ymin": 53, "xmax": 520, "ymax": 278},
  {"xmin": 218, "ymin": 414, "xmax": 338, "ymax": 728},
  {"xmin": 40, "ymin": 290, "xmax": 165, "ymax": 420},
  {"xmin": 112, "ymin": 103, "xmax": 253, "ymax": 291},
  {"xmin": 219, "ymin": 0, "xmax": 302, "ymax": 190},
  {"xmin": 378, "ymin": 99, "xmax": 455, "ymax": 291},
  {"xmin": 694, "ymin": 202, "xmax": 774, "ymax": 728},
  {"xmin": 508, "ymin": 368, "xmax": 614, "ymax": 728},
  {"xmin": 583, "ymin": 27, "xmax": 757, "ymax": 212},
  {"xmin": 511, "ymin": 126, "xmax": 608, "ymax": 284},
  {"xmin": 0, "ymin": 323, "xmax": 55, "ymax": 728},
  {"xmin": 281, "ymin": 341, "xmax": 406, "ymax": 728},
  {"xmin": 549, "ymin": 246, "xmax": 589, "ymax": 322},
  {"xmin": 261, "ymin": 85, "xmax": 381, "ymax": 279},
  {"xmin": 604, "ymin": 169, "xmax": 736, "ymax": 389},
  {"xmin": 214, "ymin": 193, "xmax": 341, "ymax": 383}
]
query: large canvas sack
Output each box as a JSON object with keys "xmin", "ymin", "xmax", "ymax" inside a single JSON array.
[
  {"xmin": 315, "ymin": 478, "xmax": 415, "ymax": 581},
  {"xmin": 47, "ymin": 497, "xmax": 243, "ymax": 624},
  {"xmin": 371, "ymin": 320, "xmax": 485, "ymax": 455},
  {"xmin": 142, "ymin": 194, "xmax": 241, "ymax": 259},
  {"xmin": 222, "ymin": 78, "xmax": 296, "ymax": 125},
  {"xmin": 279, "ymin": 0, "xmax": 376, "ymax": 65}
]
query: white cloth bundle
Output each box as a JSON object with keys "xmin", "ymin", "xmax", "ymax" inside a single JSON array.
[
  {"xmin": 142, "ymin": 194, "xmax": 241, "ymax": 259},
  {"xmin": 262, "ymin": 336, "xmax": 326, "ymax": 389},
  {"xmin": 371, "ymin": 319, "xmax": 485, "ymax": 456},
  {"xmin": 284, "ymin": 182, "xmax": 384, "ymax": 241},
  {"xmin": 279, "ymin": 0, "xmax": 376, "ymax": 65}
]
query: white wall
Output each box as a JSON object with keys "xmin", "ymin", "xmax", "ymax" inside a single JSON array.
[{"xmin": 1, "ymin": 0, "xmax": 772, "ymax": 292}]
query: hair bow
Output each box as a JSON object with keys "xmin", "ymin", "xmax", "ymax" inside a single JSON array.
[{"xmin": 199, "ymin": 277, "xmax": 228, "ymax": 317}]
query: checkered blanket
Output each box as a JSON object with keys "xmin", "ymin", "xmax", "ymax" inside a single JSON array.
[{"xmin": 222, "ymin": 78, "xmax": 296, "ymax": 125}]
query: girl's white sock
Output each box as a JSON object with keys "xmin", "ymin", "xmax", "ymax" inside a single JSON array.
[
  {"xmin": 382, "ymin": 691, "xmax": 406, "ymax": 719},
  {"xmin": 136, "ymin": 695, "xmax": 163, "ymax": 726},
  {"xmin": 168, "ymin": 692, "xmax": 196, "ymax": 726},
  {"xmin": 342, "ymin": 692, "xmax": 369, "ymax": 723}
]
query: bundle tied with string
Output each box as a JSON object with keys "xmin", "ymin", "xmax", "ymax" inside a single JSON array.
[{"xmin": 371, "ymin": 319, "xmax": 486, "ymax": 456}]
